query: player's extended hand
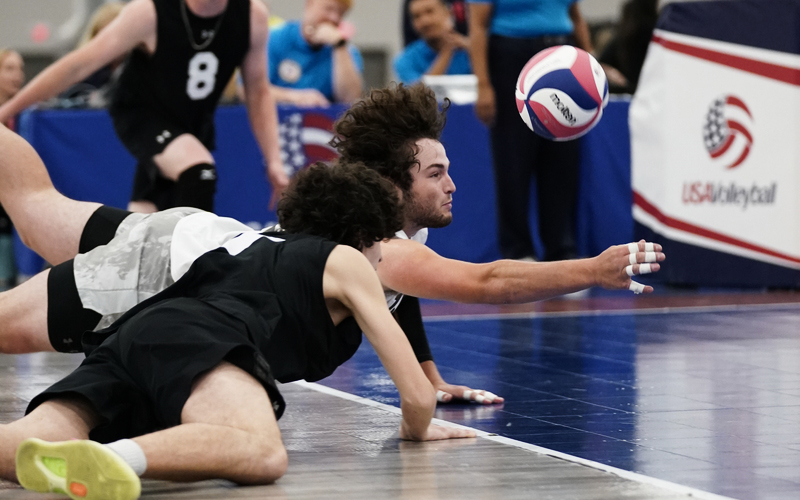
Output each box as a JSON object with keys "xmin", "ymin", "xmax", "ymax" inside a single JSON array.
[
  {"xmin": 593, "ymin": 240, "xmax": 665, "ymax": 294},
  {"xmin": 434, "ymin": 382, "xmax": 503, "ymax": 405},
  {"xmin": 400, "ymin": 423, "xmax": 477, "ymax": 441}
]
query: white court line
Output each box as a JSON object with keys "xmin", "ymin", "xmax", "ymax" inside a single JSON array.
[
  {"xmin": 294, "ymin": 380, "xmax": 737, "ymax": 500},
  {"xmin": 422, "ymin": 301, "xmax": 800, "ymax": 323}
]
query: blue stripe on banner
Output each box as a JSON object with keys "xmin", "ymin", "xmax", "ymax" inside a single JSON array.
[
  {"xmin": 634, "ymin": 222, "xmax": 800, "ymax": 288},
  {"xmin": 528, "ymin": 68, "xmax": 599, "ymax": 111},
  {"xmin": 657, "ymin": 0, "xmax": 800, "ymax": 55}
]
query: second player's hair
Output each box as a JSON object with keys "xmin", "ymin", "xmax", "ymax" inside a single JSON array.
[
  {"xmin": 277, "ymin": 161, "xmax": 403, "ymax": 250},
  {"xmin": 330, "ymin": 83, "xmax": 448, "ymax": 194}
]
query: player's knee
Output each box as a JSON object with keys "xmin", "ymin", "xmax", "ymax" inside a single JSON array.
[
  {"xmin": 173, "ymin": 163, "xmax": 217, "ymax": 212},
  {"xmin": 0, "ymin": 323, "xmax": 36, "ymax": 354}
]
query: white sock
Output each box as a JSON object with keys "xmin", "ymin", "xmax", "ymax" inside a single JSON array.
[{"xmin": 104, "ymin": 439, "xmax": 147, "ymax": 476}]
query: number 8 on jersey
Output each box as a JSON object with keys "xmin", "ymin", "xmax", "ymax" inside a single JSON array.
[{"xmin": 186, "ymin": 52, "xmax": 219, "ymax": 100}]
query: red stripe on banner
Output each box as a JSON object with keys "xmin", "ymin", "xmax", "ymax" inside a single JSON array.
[
  {"xmin": 305, "ymin": 144, "xmax": 338, "ymax": 162},
  {"xmin": 633, "ymin": 191, "xmax": 800, "ymax": 265},
  {"xmin": 727, "ymin": 143, "xmax": 751, "ymax": 170},
  {"xmin": 726, "ymin": 95, "xmax": 752, "ymax": 117},
  {"xmin": 727, "ymin": 120, "xmax": 753, "ymax": 144},
  {"xmin": 709, "ymin": 134, "xmax": 734, "ymax": 158},
  {"xmin": 652, "ymin": 34, "xmax": 800, "ymax": 86},
  {"xmin": 303, "ymin": 113, "xmax": 334, "ymax": 131}
]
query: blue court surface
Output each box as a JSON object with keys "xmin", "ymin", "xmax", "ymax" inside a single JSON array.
[{"xmin": 320, "ymin": 290, "xmax": 800, "ymax": 500}]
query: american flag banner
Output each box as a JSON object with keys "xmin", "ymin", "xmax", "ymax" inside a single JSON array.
[
  {"xmin": 630, "ymin": 0, "xmax": 800, "ymax": 286},
  {"xmin": 278, "ymin": 111, "xmax": 339, "ymax": 176}
]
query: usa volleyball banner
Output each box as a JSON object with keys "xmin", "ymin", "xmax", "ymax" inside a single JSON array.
[{"xmin": 630, "ymin": 0, "xmax": 800, "ymax": 287}]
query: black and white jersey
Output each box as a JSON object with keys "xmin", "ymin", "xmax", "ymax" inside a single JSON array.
[
  {"xmin": 85, "ymin": 233, "xmax": 363, "ymax": 384},
  {"xmin": 110, "ymin": 0, "xmax": 250, "ymax": 135}
]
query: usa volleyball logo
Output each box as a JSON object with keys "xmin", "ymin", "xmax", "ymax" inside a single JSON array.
[
  {"xmin": 279, "ymin": 112, "xmax": 339, "ymax": 175},
  {"xmin": 702, "ymin": 95, "xmax": 753, "ymax": 170}
]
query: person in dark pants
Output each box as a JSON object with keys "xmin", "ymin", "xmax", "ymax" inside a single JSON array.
[{"xmin": 468, "ymin": 0, "xmax": 594, "ymax": 261}]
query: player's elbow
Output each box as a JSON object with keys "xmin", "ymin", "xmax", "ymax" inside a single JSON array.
[{"xmin": 235, "ymin": 442, "xmax": 288, "ymax": 485}]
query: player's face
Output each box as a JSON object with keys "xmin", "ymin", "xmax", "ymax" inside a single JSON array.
[
  {"xmin": 304, "ymin": 0, "xmax": 348, "ymax": 28},
  {"xmin": 405, "ymin": 138, "xmax": 456, "ymax": 230},
  {"xmin": 361, "ymin": 241, "xmax": 383, "ymax": 270},
  {"xmin": 0, "ymin": 52, "xmax": 24, "ymax": 99},
  {"xmin": 409, "ymin": 0, "xmax": 452, "ymax": 43}
]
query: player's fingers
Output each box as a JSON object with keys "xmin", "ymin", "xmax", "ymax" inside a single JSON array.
[
  {"xmin": 629, "ymin": 280, "xmax": 646, "ymax": 294},
  {"xmin": 628, "ymin": 252, "xmax": 660, "ymax": 265},
  {"xmin": 627, "ymin": 241, "xmax": 660, "ymax": 254},
  {"xmin": 436, "ymin": 390, "xmax": 452, "ymax": 403},
  {"xmin": 450, "ymin": 427, "xmax": 477, "ymax": 439},
  {"xmin": 625, "ymin": 263, "xmax": 656, "ymax": 277}
]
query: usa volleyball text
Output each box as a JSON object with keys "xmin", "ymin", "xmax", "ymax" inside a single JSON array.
[{"xmin": 682, "ymin": 182, "xmax": 777, "ymax": 209}]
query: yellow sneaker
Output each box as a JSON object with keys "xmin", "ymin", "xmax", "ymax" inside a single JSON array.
[{"xmin": 16, "ymin": 438, "xmax": 141, "ymax": 500}]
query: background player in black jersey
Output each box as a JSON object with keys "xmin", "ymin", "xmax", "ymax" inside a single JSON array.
[
  {"xmin": 0, "ymin": 162, "xmax": 475, "ymax": 500},
  {"xmin": 0, "ymin": 0, "xmax": 288, "ymax": 213}
]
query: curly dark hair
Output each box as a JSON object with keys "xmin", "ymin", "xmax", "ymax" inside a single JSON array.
[
  {"xmin": 330, "ymin": 83, "xmax": 449, "ymax": 194},
  {"xmin": 277, "ymin": 161, "xmax": 403, "ymax": 250}
]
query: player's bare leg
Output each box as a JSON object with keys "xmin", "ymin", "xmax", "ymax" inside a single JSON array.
[
  {"xmin": 133, "ymin": 361, "xmax": 287, "ymax": 484},
  {"xmin": 0, "ymin": 397, "xmax": 99, "ymax": 481},
  {"xmin": 0, "ymin": 269, "xmax": 52, "ymax": 353},
  {"xmin": 0, "ymin": 126, "xmax": 101, "ymax": 264}
]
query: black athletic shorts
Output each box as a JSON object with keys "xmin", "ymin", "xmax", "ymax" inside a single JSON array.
[
  {"xmin": 47, "ymin": 206, "xmax": 132, "ymax": 353},
  {"xmin": 28, "ymin": 297, "xmax": 285, "ymax": 443},
  {"xmin": 110, "ymin": 105, "xmax": 215, "ymax": 206}
]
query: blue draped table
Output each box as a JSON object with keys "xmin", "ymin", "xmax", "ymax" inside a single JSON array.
[{"xmin": 14, "ymin": 100, "xmax": 633, "ymax": 275}]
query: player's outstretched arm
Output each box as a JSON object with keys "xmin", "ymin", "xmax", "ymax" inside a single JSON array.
[
  {"xmin": 378, "ymin": 238, "xmax": 665, "ymax": 304},
  {"xmin": 322, "ymin": 245, "xmax": 476, "ymax": 442},
  {"xmin": 0, "ymin": 0, "xmax": 155, "ymax": 123},
  {"xmin": 241, "ymin": 0, "xmax": 288, "ymax": 208}
]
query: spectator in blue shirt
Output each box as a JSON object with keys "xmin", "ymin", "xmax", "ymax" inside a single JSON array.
[
  {"xmin": 394, "ymin": 0, "xmax": 472, "ymax": 84},
  {"xmin": 269, "ymin": 0, "xmax": 364, "ymax": 106},
  {"xmin": 468, "ymin": 0, "xmax": 593, "ymax": 262}
]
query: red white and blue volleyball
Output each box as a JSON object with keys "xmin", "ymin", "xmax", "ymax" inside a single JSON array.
[{"xmin": 515, "ymin": 45, "xmax": 608, "ymax": 141}]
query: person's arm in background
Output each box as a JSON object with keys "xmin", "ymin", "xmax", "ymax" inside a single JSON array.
[
  {"xmin": 304, "ymin": 23, "xmax": 363, "ymax": 103},
  {"xmin": 240, "ymin": 0, "xmax": 289, "ymax": 208},
  {"xmin": 0, "ymin": 0, "xmax": 155, "ymax": 123},
  {"xmin": 467, "ymin": 1, "xmax": 495, "ymax": 125},
  {"xmin": 331, "ymin": 42, "xmax": 364, "ymax": 103},
  {"xmin": 270, "ymin": 85, "xmax": 331, "ymax": 107},
  {"xmin": 569, "ymin": 3, "xmax": 594, "ymax": 53},
  {"xmin": 425, "ymin": 33, "xmax": 470, "ymax": 77}
]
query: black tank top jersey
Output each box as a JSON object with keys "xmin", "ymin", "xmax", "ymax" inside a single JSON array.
[
  {"xmin": 110, "ymin": 0, "xmax": 250, "ymax": 135},
  {"xmin": 84, "ymin": 233, "xmax": 363, "ymax": 384}
]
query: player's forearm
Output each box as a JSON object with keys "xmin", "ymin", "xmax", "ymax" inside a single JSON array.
[
  {"xmin": 474, "ymin": 258, "xmax": 600, "ymax": 304},
  {"xmin": 426, "ymin": 47, "xmax": 456, "ymax": 77},
  {"xmin": 245, "ymin": 81, "xmax": 283, "ymax": 169},
  {"xmin": 331, "ymin": 46, "xmax": 363, "ymax": 103}
]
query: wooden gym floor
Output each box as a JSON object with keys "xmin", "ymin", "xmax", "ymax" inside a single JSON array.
[{"xmin": 2, "ymin": 288, "xmax": 800, "ymax": 499}]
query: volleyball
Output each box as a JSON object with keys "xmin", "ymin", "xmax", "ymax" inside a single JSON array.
[{"xmin": 515, "ymin": 45, "xmax": 609, "ymax": 141}]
